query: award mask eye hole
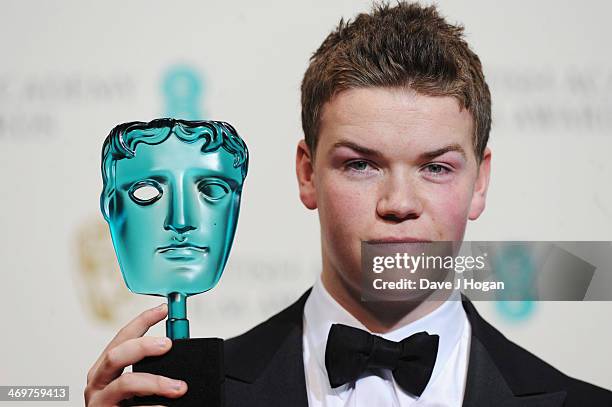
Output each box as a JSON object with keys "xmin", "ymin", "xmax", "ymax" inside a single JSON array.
[
  {"xmin": 199, "ymin": 181, "xmax": 230, "ymax": 201},
  {"xmin": 128, "ymin": 182, "xmax": 163, "ymax": 205}
]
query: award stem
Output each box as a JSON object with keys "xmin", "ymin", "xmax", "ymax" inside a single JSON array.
[{"xmin": 166, "ymin": 292, "xmax": 189, "ymax": 340}]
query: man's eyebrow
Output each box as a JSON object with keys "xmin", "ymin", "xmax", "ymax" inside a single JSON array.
[
  {"xmin": 331, "ymin": 140, "xmax": 466, "ymax": 160},
  {"xmin": 419, "ymin": 143, "xmax": 466, "ymax": 161},
  {"xmin": 331, "ymin": 140, "xmax": 384, "ymax": 158}
]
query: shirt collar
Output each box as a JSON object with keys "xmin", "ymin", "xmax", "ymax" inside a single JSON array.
[{"xmin": 303, "ymin": 274, "xmax": 468, "ymax": 389}]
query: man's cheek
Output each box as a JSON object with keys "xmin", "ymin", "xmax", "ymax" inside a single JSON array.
[
  {"xmin": 320, "ymin": 182, "xmax": 361, "ymax": 243},
  {"xmin": 324, "ymin": 180, "xmax": 369, "ymax": 215},
  {"xmin": 430, "ymin": 188, "xmax": 471, "ymax": 239}
]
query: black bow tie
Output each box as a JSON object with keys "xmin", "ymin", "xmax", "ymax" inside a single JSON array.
[{"xmin": 324, "ymin": 323, "xmax": 439, "ymax": 397}]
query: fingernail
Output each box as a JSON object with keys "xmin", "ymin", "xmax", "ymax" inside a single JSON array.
[
  {"xmin": 169, "ymin": 379, "xmax": 184, "ymax": 391},
  {"xmin": 157, "ymin": 337, "xmax": 170, "ymax": 347},
  {"xmin": 156, "ymin": 303, "xmax": 167, "ymax": 311}
]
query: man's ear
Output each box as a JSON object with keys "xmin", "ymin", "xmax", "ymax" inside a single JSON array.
[
  {"xmin": 468, "ymin": 147, "xmax": 491, "ymax": 220},
  {"xmin": 296, "ymin": 139, "xmax": 317, "ymax": 210}
]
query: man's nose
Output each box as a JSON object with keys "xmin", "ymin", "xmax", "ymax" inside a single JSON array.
[
  {"xmin": 376, "ymin": 171, "xmax": 423, "ymax": 222},
  {"xmin": 164, "ymin": 185, "xmax": 197, "ymax": 234}
]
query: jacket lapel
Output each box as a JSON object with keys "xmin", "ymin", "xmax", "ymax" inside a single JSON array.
[
  {"xmin": 462, "ymin": 336, "xmax": 566, "ymax": 407},
  {"xmin": 224, "ymin": 290, "xmax": 311, "ymax": 407},
  {"xmin": 461, "ymin": 296, "xmax": 567, "ymax": 407}
]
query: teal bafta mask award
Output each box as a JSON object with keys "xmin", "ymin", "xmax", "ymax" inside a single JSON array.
[{"xmin": 101, "ymin": 118, "xmax": 248, "ymax": 407}]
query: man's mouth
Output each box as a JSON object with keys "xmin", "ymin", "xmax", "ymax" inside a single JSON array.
[{"xmin": 365, "ymin": 237, "xmax": 432, "ymax": 244}]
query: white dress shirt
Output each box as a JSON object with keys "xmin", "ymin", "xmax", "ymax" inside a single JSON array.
[{"xmin": 302, "ymin": 275, "xmax": 471, "ymax": 406}]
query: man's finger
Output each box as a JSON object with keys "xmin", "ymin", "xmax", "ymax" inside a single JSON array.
[
  {"xmin": 92, "ymin": 372, "xmax": 186, "ymax": 407},
  {"xmin": 88, "ymin": 304, "xmax": 167, "ymax": 384},
  {"xmin": 90, "ymin": 336, "xmax": 172, "ymax": 387}
]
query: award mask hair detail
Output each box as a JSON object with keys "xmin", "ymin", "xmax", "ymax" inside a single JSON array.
[{"xmin": 100, "ymin": 118, "xmax": 248, "ymax": 339}]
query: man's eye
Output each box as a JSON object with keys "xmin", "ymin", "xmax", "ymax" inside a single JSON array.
[
  {"xmin": 346, "ymin": 160, "xmax": 374, "ymax": 172},
  {"xmin": 424, "ymin": 164, "xmax": 451, "ymax": 176},
  {"xmin": 128, "ymin": 182, "xmax": 163, "ymax": 205},
  {"xmin": 199, "ymin": 181, "xmax": 230, "ymax": 200}
]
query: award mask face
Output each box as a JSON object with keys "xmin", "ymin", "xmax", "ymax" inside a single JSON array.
[{"xmin": 101, "ymin": 119, "xmax": 248, "ymax": 297}]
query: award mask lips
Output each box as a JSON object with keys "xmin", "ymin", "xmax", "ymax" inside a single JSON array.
[
  {"xmin": 100, "ymin": 118, "xmax": 248, "ymax": 339},
  {"xmin": 157, "ymin": 243, "xmax": 210, "ymax": 262}
]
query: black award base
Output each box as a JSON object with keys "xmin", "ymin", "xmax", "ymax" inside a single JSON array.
[{"xmin": 123, "ymin": 338, "xmax": 224, "ymax": 407}]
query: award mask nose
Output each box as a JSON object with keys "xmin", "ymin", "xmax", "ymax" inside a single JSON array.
[
  {"xmin": 164, "ymin": 183, "xmax": 197, "ymax": 234},
  {"xmin": 167, "ymin": 224, "xmax": 195, "ymax": 235}
]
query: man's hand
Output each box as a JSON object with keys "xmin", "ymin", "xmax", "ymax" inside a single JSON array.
[{"xmin": 84, "ymin": 304, "xmax": 188, "ymax": 406}]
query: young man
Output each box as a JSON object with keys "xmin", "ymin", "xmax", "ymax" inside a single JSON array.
[{"xmin": 85, "ymin": 3, "xmax": 612, "ymax": 406}]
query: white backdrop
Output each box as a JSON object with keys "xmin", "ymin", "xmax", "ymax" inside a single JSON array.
[{"xmin": 0, "ymin": 1, "xmax": 611, "ymax": 405}]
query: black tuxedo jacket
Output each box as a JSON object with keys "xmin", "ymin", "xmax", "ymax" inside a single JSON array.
[{"xmin": 224, "ymin": 289, "xmax": 612, "ymax": 406}]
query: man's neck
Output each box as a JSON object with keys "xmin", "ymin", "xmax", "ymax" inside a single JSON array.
[{"xmin": 321, "ymin": 266, "xmax": 448, "ymax": 334}]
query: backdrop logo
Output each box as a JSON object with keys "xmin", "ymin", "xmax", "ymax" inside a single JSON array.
[
  {"xmin": 161, "ymin": 65, "xmax": 205, "ymax": 119},
  {"xmin": 493, "ymin": 244, "xmax": 536, "ymax": 322},
  {"xmin": 74, "ymin": 219, "xmax": 131, "ymax": 323}
]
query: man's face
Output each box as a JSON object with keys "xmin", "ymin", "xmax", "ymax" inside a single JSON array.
[
  {"xmin": 108, "ymin": 135, "xmax": 243, "ymax": 296},
  {"xmin": 296, "ymin": 87, "xmax": 491, "ymax": 294}
]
